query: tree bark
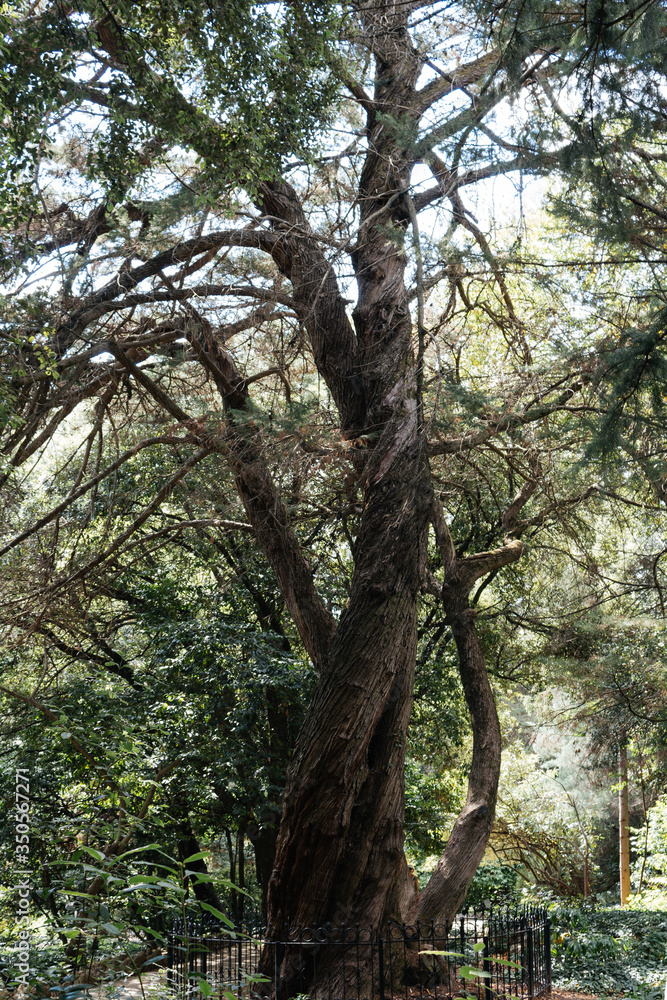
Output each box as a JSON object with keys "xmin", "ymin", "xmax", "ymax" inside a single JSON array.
[
  {"xmin": 258, "ymin": 10, "xmax": 434, "ymax": 996},
  {"xmin": 253, "ymin": 6, "xmax": 522, "ymax": 992},
  {"xmin": 417, "ymin": 600, "xmax": 501, "ymax": 923}
]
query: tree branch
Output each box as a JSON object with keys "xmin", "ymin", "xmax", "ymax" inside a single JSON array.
[
  {"xmin": 55, "ymin": 229, "xmax": 279, "ymax": 352},
  {"xmin": 414, "ymin": 51, "xmax": 500, "ymax": 113},
  {"xmin": 0, "ymin": 435, "xmax": 193, "ymax": 558}
]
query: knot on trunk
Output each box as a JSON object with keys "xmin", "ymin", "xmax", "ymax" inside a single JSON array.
[
  {"xmin": 443, "ymin": 603, "xmax": 476, "ymax": 627},
  {"xmin": 464, "ymin": 802, "xmax": 490, "ymax": 821}
]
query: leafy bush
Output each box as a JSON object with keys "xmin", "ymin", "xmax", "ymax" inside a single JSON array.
[
  {"xmin": 631, "ymin": 796, "xmax": 667, "ymax": 909},
  {"xmin": 552, "ymin": 906, "xmax": 667, "ymax": 997},
  {"xmin": 462, "ymin": 861, "xmax": 521, "ymax": 908}
]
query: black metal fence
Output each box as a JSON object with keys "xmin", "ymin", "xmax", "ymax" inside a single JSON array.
[{"xmin": 167, "ymin": 907, "xmax": 551, "ymax": 1000}]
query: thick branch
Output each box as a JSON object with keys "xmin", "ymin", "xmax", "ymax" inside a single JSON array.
[
  {"xmin": 66, "ymin": 284, "xmax": 297, "ymax": 334},
  {"xmin": 417, "ymin": 604, "xmax": 500, "ymax": 923},
  {"xmin": 455, "ymin": 538, "xmax": 525, "ymax": 589},
  {"xmin": 55, "ymin": 229, "xmax": 278, "ymax": 352},
  {"xmin": 414, "ymin": 51, "xmax": 500, "ymax": 113},
  {"xmin": 107, "ymin": 342, "xmax": 192, "ymax": 422},
  {"xmin": 258, "ymin": 179, "xmax": 366, "ymax": 435},
  {"xmin": 225, "ymin": 426, "xmax": 337, "ymax": 673}
]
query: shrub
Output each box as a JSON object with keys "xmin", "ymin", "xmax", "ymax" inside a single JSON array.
[{"xmin": 551, "ymin": 906, "xmax": 667, "ymax": 997}]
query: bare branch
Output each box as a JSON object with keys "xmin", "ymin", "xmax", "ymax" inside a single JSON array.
[
  {"xmin": 107, "ymin": 341, "xmax": 192, "ymax": 422},
  {"xmin": 55, "ymin": 229, "xmax": 280, "ymax": 352},
  {"xmin": 427, "ymin": 382, "xmax": 589, "ymax": 456}
]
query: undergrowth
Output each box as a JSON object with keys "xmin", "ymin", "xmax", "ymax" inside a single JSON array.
[{"xmin": 551, "ymin": 906, "xmax": 667, "ymax": 998}]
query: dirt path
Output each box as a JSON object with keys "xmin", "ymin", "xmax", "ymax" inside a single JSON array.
[
  {"xmin": 91, "ymin": 978, "xmax": 615, "ymax": 1000},
  {"xmin": 552, "ymin": 992, "xmax": 615, "ymax": 999},
  {"xmin": 93, "ymin": 972, "xmax": 168, "ymax": 999}
]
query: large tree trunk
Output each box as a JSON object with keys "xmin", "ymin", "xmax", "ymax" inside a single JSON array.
[
  {"xmin": 232, "ymin": 6, "xmax": 536, "ymax": 994},
  {"xmin": 264, "ymin": 463, "xmax": 432, "ymax": 990},
  {"xmin": 259, "ymin": 9, "xmax": 433, "ymax": 996}
]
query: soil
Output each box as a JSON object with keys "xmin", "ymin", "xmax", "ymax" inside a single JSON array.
[{"xmin": 551, "ymin": 992, "xmax": 615, "ymax": 999}]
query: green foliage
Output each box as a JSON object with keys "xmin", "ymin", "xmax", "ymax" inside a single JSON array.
[
  {"xmin": 587, "ymin": 308, "xmax": 667, "ymax": 463},
  {"xmin": 552, "ymin": 907, "xmax": 667, "ymax": 997},
  {"xmin": 0, "ymin": 0, "xmax": 342, "ymax": 222},
  {"xmin": 462, "ymin": 861, "xmax": 521, "ymax": 909},
  {"xmin": 0, "ymin": 841, "xmax": 254, "ymax": 997},
  {"xmin": 3, "ymin": 0, "xmax": 667, "ymax": 979},
  {"xmin": 631, "ymin": 797, "xmax": 667, "ymax": 909}
]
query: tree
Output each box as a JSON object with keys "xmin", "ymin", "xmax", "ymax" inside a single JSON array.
[
  {"xmin": 3, "ymin": 1, "xmax": 667, "ymax": 993},
  {"xmin": 0, "ymin": 471, "xmax": 314, "ymax": 934}
]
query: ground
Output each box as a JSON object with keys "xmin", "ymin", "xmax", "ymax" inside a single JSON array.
[
  {"xmin": 552, "ymin": 993, "xmax": 610, "ymax": 999},
  {"xmin": 96, "ymin": 978, "xmax": 609, "ymax": 1000}
]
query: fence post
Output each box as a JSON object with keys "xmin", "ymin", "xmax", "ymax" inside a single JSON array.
[
  {"xmin": 378, "ymin": 934, "xmax": 385, "ymax": 1000},
  {"xmin": 544, "ymin": 917, "xmax": 552, "ymax": 996},
  {"xmin": 527, "ymin": 926, "xmax": 534, "ymax": 999},
  {"xmin": 167, "ymin": 930, "xmax": 173, "ymax": 989},
  {"xmin": 483, "ymin": 936, "xmax": 492, "ymax": 1000},
  {"xmin": 520, "ymin": 916, "xmax": 526, "ymax": 993},
  {"xmin": 274, "ymin": 940, "xmax": 282, "ymax": 1000}
]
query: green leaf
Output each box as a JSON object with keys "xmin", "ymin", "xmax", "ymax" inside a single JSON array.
[
  {"xmin": 81, "ymin": 864, "xmax": 107, "ymax": 876},
  {"xmin": 493, "ymin": 957, "xmax": 522, "ymax": 969},
  {"xmin": 75, "ymin": 847, "xmax": 106, "ymax": 862},
  {"xmin": 199, "ymin": 902, "xmax": 234, "ymax": 927},
  {"xmin": 101, "ymin": 922, "xmax": 122, "ymax": 936},
  {"xmin": 419, "ymin": 950, "xmax": 466, "ymax": 959},
  {"xmin": 459, "ymin": 966, "xmax": 491, "ymax": 979},
  {"xmin": 216, "ymin": 878, "xmax": 253, "ymax": 897},
  {"xmin": 183, "ymin": 851, "xmax": 209, "ymax": 863},
  {"xmin": 114, "ymin": 844, "xmax": 163, "ymax": 861}
]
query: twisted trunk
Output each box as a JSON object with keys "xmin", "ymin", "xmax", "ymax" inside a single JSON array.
[
  {"xmin": 417, "ymin": 601, "xmax": 501, "ymax": 923},
  {"xmin": 246, "ymin": 7, "xmax": 524, "ymax": 994},
  {"xmin": 259, "ymin": 10, "xmax": 433, "ymax": 997}
]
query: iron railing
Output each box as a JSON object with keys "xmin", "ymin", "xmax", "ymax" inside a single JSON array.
[{"xmin": 167, "ymin": 906, "xmax": 551, "ymax": 1000}]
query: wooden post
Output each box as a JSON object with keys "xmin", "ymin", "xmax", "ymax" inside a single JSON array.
[{"xmin": 619, "ymin": 742, "xmax": 631, "ymax": 907}]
